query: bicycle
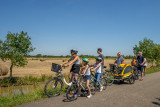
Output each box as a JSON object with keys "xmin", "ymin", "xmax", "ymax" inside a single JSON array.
[
  {"xmin": 103, "ymin": 64, "xmax": 115, "ymax": 86},
  {"xmin": 44, "ymin": 63, "xmax": 74, "ymax": 97},
  {"xmin": 66, "ymin": 74, "xmax": 96, "ymax": 101},
  {"xmin": 90, "ymin": 71, "xmax": 108, "ymax": 91}
]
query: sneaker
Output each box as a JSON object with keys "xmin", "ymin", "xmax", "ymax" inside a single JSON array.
[
  {"xmin": 100, "ymin": 86, "xmax": 103, "ymax": 92},
  {"xmin": 87, "ymin": 94, "xmax": 92, "ymax": 98}
]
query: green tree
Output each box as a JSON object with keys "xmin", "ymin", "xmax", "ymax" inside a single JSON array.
[
  {"xmin": 36, "ymin": 54, "xmax": 42, "ymax": 58},
  {"xmin": 133, "ymin": 38, "xmax": 160, "ymax": 66},
  {"xmin": 0, "ymin": 31, "xmax": 35, "ymax": 78}
]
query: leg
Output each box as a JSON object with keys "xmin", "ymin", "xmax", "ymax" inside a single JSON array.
[
  {"xmin": 100, "ymin": 67, "xmax": 103, "ymax": 79},
  {"xmin": 86, "ymin": 80, "xmax": 91, "ymax": 95},
  {"xmin": 141, "ymin": 67, "xmax": 143, "ymax": 80},
  {"xmin": 97, "ymin": 73, "xmax": 101, "ymax": 86},
  {"xmin": 69, "ymin": 72, "xmax": 73, "ymax": 82}
]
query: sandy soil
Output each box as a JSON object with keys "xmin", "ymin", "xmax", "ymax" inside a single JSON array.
[{"xmin": 0, "ymin": 58, "xmax": 135, "ymax": 77}]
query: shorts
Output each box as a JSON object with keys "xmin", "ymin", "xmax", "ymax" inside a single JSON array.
[
  {"xmin": 138, "ymin": 66, "xmax": 143, "ymax": 72},
  {"xmin": 83, "ymin": 75, "xmax": 91, "ymax": 80},
  {"xmin": 70, "ymin": 64, "xmax": 80, "ymax": 74}
]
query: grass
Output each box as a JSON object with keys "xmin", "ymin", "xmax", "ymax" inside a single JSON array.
[
  {"xmin": 146, "ymin": 66, "xmax": 160, "ymax": 74},
  {"xmin": 0, "ymin": 87, "xmax": 46, "ymax": 107},
  {"xmin": 0, "ymin": 75, "xmax": 54, "ymax": 86}
]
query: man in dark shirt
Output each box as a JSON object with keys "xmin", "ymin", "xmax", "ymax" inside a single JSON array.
[
  {"xmin": 137, "ymin": 52, "xmax": 146, "ymax": 81},
  {"xmin": 97, "ymin": 48, "xmax": 104, "ymax": 78}
]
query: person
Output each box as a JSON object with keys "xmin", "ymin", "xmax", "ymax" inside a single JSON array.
[
  {"xmin": 61, "ymin": 49, "xmax": 80, "ymax": 82},
  {"xmin": 80, "ymin": 58, "xmax": 92, "ymax": 98},
  {"xmin": 114, "ymin": 52, "xmax": 124, "ymax": 66},
  {"xmin": 91, "ymin": 57, "xmax": 103, "ymax": 92},
  {"xmin": 137, "ymin": 52, "xmax": 146, "ymax": 81},
  {"xmin": 97, "ymin": 48, "xmax": 104, "ymax": 79},
  {"xmin": 131, "ymin": 54, "xmax": 139, "ymax": 76},
  {"xmin": 143, "ymin": 58, "xmax": 147, "ymax": 76}
]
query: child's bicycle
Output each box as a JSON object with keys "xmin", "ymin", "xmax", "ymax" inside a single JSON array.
[
  {"xmin": 44, "ymin": 63, "xmax": 74, "ymax": 97},
  {"xmin": 90, "ymin": 71, "xmax": 108, "ymax": 91},
  {"xmin": 66, "ymin": 74, "xmax": 96, "ymax": 101}
]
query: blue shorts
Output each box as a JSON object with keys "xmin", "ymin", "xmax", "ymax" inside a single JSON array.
[
  {"xmin": 83, "ymin": 75, "xmax": 91, "ymax": 80},
  {"xmin": 138, "ymin": 67, "xmax": 143, "ymax": 72}
]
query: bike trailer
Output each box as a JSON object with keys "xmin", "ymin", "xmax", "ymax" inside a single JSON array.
[{"xmin": 114, "ymin": 64, "xmax": 133, "ymax": 79}]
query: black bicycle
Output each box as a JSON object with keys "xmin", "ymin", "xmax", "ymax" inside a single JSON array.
[{"xmin": 66, "ymin": 74, "xmax": 96, "ymax": 101}]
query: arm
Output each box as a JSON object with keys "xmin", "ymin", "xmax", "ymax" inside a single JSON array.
[
  {"xmin": 82, "ymin": 65, "xmax": 89, "ymax": 75},
  {"xmin": 92, "ymin": 64, "xmax": 101, "ymax": 71},
  {"xmin": 61, "ymin": 58, "xmax": 72, "ymax": 65},
  {"xmin": 67, "ymin": 56, "xmax": 79, "ymax": 66}
]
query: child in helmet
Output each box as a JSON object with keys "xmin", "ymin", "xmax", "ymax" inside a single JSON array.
[
  {"xmin": 80, "ymin": 58, "xmax": 92, "ymax": 98},
  {"xmin": 61, "ymin": 49, "xmax": 80, "ymax": 82},
  {"xmin": 91, "ymin": 57, "xmax": 103, "ymax": 92}
]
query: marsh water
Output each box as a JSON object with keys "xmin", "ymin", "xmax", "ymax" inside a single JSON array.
[{"xmin": 0, "ymin": 85, "xmax": 44, "ymax": 97}]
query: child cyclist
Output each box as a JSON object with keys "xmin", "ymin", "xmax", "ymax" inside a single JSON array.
[
  {"xmin": 91, "ymin": 57, "xmax": 103, "ymax": 92},
  {"xmin": 80, "ymin": 58, "xmax": 92, "ymax": 98},
  {"xmin": 61, "ymin": 49, "xmax": 80, "ymax": 82}
]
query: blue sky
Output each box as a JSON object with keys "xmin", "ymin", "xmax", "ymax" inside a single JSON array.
[{"xmin": 0, "ymin": 0, "xmax": 160, "ymax": 56}]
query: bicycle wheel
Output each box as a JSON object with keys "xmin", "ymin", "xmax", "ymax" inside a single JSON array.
[
  {"xmin": 66, "ymin": 84, "xmax": 78, "ymax": 101},
  {"xmin": 44, "ymin": 77, "xmax": 63, "ymax": 97},
  {"xmin": 129, "ymin": 75, "xmax": 135, "ymax": 84},
  {"xmin": 89, "ymin": 81, "xmax": 96, "ymax": 95},
  {"xmin": 106, "ymin": 71, "xmax": 114, "ymax": 86},
  {"xmin": 101, "ymin": 77, "xmax": 108, "ymax": 90}
]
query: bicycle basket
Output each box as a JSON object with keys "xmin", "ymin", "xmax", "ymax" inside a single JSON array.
[{"xmin": 51, "ymin": 63, "xmax": 61, "ymax": 72}]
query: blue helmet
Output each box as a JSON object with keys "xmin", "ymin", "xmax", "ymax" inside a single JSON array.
[{"xmin": 82, "ymin": 58, "xmax": 89, "ymax": 63}]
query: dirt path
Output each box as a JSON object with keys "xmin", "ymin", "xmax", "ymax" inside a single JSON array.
[{"xmin": 18, "ymin": 72, "xmax": 160, "ymax": 107}]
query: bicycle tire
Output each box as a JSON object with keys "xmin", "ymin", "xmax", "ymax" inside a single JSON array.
[
  {"xmin": 66, "ymin": 84, "xmax": 78, "ymax": 101},
  {"xmin": 44, "ymin": 77, "xmax": 63, "ymax": 97}
]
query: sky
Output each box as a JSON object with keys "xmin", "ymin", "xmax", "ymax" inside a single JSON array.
[{"xmin": 0, "ymin": 0, "xmax": 160, "ymax": 56}]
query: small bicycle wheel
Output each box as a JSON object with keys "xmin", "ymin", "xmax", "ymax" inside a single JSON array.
[
  {"xmin": 129, "ymin": 75, "xmax": 135, "ymax": 84},
  {"xmin": 101, "ymin": 77, "xmax": 108, "ymax": 90},
  {"xmin": 44, "ymin": 78, "xmax": 63, "ymax": 97},
  {"xmin": 66, "ymin": 84, "xmax": 78, "ymax": 101},
  {"xmin": 89, "ymin": 81, "xmax": 96, "ymax": 95},
  {"xmin": 106, "ymin": 71, "xmax": 114, "ymax": 86}
]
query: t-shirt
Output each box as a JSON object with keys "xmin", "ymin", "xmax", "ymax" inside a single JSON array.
[
  {"xmin": 94, "ymin": 63, "xmax": 101, "ymax": 73},
  {"xmin": 117, "ymin": 56, "xmax": 124, "ymax": 66},
  {"xmin": 137, "ymin": 56, "xmax": 144, "ymax": 67},
  {"xmin": 84, "ymin": 65, "xmax": 90, "ymax": 76},
  {"xmin": 99, "ymin": 54, "xmax": 104, "ymax": 66}
]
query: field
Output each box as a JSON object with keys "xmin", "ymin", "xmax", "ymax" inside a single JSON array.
[{"xmin": 0, "ymin": 58, "xmax": 134, "ymax": 78}]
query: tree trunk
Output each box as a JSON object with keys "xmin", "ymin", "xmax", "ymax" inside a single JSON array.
[{"xmin": 10, "ymin": 64, "xmax": 13, "ymax": 79}]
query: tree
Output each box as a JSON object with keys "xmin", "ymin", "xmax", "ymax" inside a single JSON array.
[
  {"xmin": 133, "ymin": 38, "xmax": 160, "ymax": 66},
  {"xmin": 36, "ymin": 54, "xmax": 42, "ymax": 58},
  {"xmin": 0, "ymin": 31, "xmax": 35, "ymax": 78}
]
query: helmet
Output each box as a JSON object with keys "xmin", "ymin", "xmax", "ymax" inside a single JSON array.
[
  {"xmin": 82, "ymin": 58, "xmax": 89, "ymax": 63},
  {"xmin": 95, "ymin": 57, "xmax": 102, "ymax": 62},
  {"xmin": 70, "ymin": 49, "xmax": 78, "ymax": 54}
]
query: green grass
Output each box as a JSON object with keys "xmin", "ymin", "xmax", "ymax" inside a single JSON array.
[
  {"xmin": 146, "ymin": 66, "xmax": 160, "ymax": 74},
  {"xmin": 0, "ymin": 87, "xmax": 46, "ymax": 107},
  {"xmin": 0, "ymin": 75, "xmax": 54, "ymax": 86}
]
